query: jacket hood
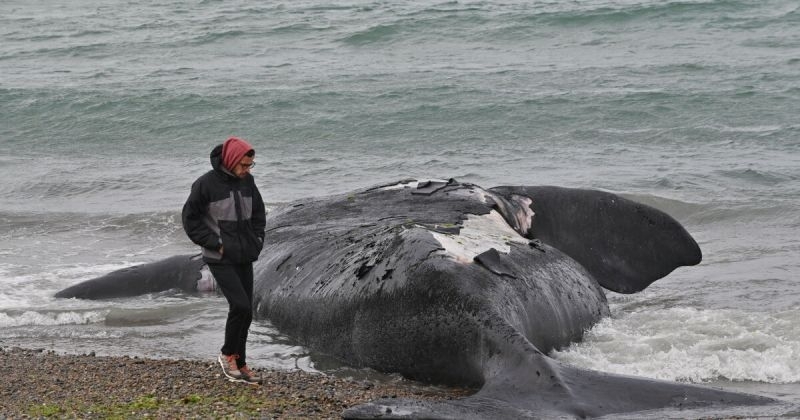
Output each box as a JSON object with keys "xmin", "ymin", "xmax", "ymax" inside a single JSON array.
[{"xmin": 210, "ymin": 144, "xmax": 224, "ymax": 172}]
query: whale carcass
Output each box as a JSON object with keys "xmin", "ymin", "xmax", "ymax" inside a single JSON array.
[{"xmin": 56, "ymin": 179, "xmax": 776, "ymax": 418}]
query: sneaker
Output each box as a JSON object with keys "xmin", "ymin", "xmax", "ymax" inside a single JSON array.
[
  {"xmin": 218, "ymin": 353, "xmax": 243, "ymax": 380},
  {"xmin": 239, "ymin": 365, "xmax": 263, "ymax": 384}
]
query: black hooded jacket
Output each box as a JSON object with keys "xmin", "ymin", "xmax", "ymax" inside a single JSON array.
[{"xmin": 182, "ymin": 144, "xmax": 266, "ymax": 264}]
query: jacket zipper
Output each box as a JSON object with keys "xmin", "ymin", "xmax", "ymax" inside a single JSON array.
[{"xmin": 232, "ymin": 185, "xmax": 245, "ymax": 262}]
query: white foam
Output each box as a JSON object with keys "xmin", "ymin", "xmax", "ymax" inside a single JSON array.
[
  {"xmin": 0, "ymin": 310, "xmax": 107, "ymax": 327},
  {"xmin": 551, "ymin": 306, "xmax": 800, "ymax": 384},
  {"xmin": 713, "ymin": 124, "xmax": 784, "ymax": 134},
  {"xmin": 2, "ymin": 329, "xmax": 124, "ymax": 340},
  {"xmin": 0, "ymin": 261, "xmax": 146, "ymax": 308},
  {"xmin": 428, "ymin": 210, "xmax": 528, "ymax": 263}
]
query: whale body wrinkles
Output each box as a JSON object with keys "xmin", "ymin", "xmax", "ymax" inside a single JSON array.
[{"xmin": 56, "ymin": 179, "xmax": 778, "ymax": 419}]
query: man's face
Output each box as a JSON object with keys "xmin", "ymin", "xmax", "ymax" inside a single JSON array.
[{"xmin": 233, "ymin": 155, "xmax": 254, "ymax": 178}]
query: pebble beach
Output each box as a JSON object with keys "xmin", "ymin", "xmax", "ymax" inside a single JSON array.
[
  {"xmin": 2, "ymin": 0, "xmax": 799, "ymax": 415},
  {"xmin": 0, "ymin": 347, "xmax": 471, "ymax": 419}
]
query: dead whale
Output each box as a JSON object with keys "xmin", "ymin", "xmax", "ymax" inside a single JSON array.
[{"xmin": 55, "ymin": 179, "xmax": 777, "ymax": 418}]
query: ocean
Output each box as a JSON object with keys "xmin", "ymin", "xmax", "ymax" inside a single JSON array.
[{"xmin": 1, "ymin": 0, "xmax": 799, "ymax": 409}]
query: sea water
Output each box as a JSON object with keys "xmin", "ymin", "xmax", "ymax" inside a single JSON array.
[{"xmin": 1, "ymin": 0, "xmax": 798, "ymax": 406}]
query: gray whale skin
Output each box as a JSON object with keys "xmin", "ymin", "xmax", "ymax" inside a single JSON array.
[{"xmin": 56, "ymin": 179, "xmax": 779, "ymax": 419}]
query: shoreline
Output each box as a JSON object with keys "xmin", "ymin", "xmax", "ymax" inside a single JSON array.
[{"xmin": 0, "ymin": 346, "xmax": 472, "ymax": 418}]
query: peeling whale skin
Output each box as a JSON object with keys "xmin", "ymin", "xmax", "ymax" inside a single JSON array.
[{"xmin": 55, "ymin": 179, "xmax": 779, "ymax": 418}]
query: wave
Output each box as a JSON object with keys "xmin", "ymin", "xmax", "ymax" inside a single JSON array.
[
  {"xmin": 4, "ymin": 0, "xmax": 796, "ymax": 60},
  {"xmin": 335, "ymin": 0, "xmax": 769, "ymax": 46},
  {"xmin": 341, "ymin": 23, "xmax": 402, "ymax": 45},
  {"xmin": 714, "ymin": 4, "xmax": 799, "ymax": 30},
  {"xmin": 187, "ymin": 29, "xmax": 248, "ymax": 45},
  {"xmin": 714, "ymin": 168, "xmax": 797, "ymax": 186},
  {"xmin": 687, "ymin": 203, "xmax": 799, "ymax": 227},
  {"xmin": 0, "ymin": 210, "xmax": 183, "ymax": 239},
  {"xmin": 0, "ymin": 310, "xmax": 106, "ymax": 327},
  {"xmin": 552, "ymin": 306, "xmax": 800, "ymax": 384},
  {"xmin": 741, "ymin": 36, "xmax": 800, "ymax": 49},
  {"xmin": 68, "ymin": 29, "xmax": 112, "ymax": 38},
  {"xmin": 3, "ymin": 33, "xmax": 63, "ymax": 42},
  {"xmin": 21, "ymin": 42, "xmax": 114, "ymax": 59},
  {"xmin": 17, "ymin": 176, "xmax": 158, "ymax": 199},
  {"xmin": 339, "ymin": 5, "xmax": 491, "ymax": 45},
  {"xmin": 617, "ymin": 193, "xmax": 707, "ymax": 221},
  {"xmin": 614, "ymin": 190, "xmax": 799, "ymax": 231},
  {"xmin": 518, "ymin": 0, "xmax": 751, "ymax": 26},
  {"xmin": 103, "ymin": 304, "xmax": 210, "ymax": 327}
]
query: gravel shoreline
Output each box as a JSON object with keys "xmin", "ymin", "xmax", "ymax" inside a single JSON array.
[{"xmin": 1, "ymin": 347, "xmax": 472, "ymax": 419}]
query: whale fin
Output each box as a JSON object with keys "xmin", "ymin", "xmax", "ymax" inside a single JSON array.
[
  {"xmin": 490, "ymin": 186, "xmax": 702, "ymax": 293},
  {"xmin": 55, "ymin": 254, "xmax": 205, "ymax": 299}
]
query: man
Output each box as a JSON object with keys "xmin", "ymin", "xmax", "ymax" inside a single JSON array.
[{"xmin": 182, "ymin": 137, "xmax": 266, "ymax": 384}]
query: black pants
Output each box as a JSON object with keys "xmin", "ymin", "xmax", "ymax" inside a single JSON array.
[{"xmin": 208, "ymin": 262, "xmax": 253, "ymax": 368}]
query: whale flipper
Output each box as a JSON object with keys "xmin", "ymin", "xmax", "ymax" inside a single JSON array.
[
  {"xmin": 491, "ymin": 186, "xmax": 702, "ymax": 293},
  {"xmin": 54, "ymin": 254, "xmax": 205, "ymax": 299}
]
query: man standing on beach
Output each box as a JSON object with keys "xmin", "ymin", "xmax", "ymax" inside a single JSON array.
[{"xmin": 182, "ymin": 137, "xmax": 266, "ymax": 384}]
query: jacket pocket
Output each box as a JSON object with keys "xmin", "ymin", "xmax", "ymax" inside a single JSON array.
[
  {"xmin": 218, "ymin": 220, "xmax": 241, "ymax": 263},
  {"xmin": 241, "ymin": 220, "xmax": 263, "ymax": 262},
  {"xmin": 219, "ymin": 220, "xmax": 262, "ymax": 263}
]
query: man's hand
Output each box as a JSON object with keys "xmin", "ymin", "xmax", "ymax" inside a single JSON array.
[{"xmin": 219, "ymin": 246, "xmax": 224, "ymax": 256}]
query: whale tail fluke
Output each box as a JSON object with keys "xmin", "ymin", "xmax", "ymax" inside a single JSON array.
[
  {"xmin": 343, "ymin": 343, "xmax": 778, "ymax": 420},
  {"xmin": 342, "ymin": 365, "xmax": 778, "ymax": 420}
]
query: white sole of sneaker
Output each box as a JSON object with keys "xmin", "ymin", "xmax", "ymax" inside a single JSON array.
[
  {"xmin": 218, "ymin": 357, "xmax": 245, "ymax": 382},
  {"xmin": 227, "ymin": 377, "xmax": 260, "ymax": 385},
  {"xmin": 217, "ymin": 356, "xmax": 260, "ymax": 385}
]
